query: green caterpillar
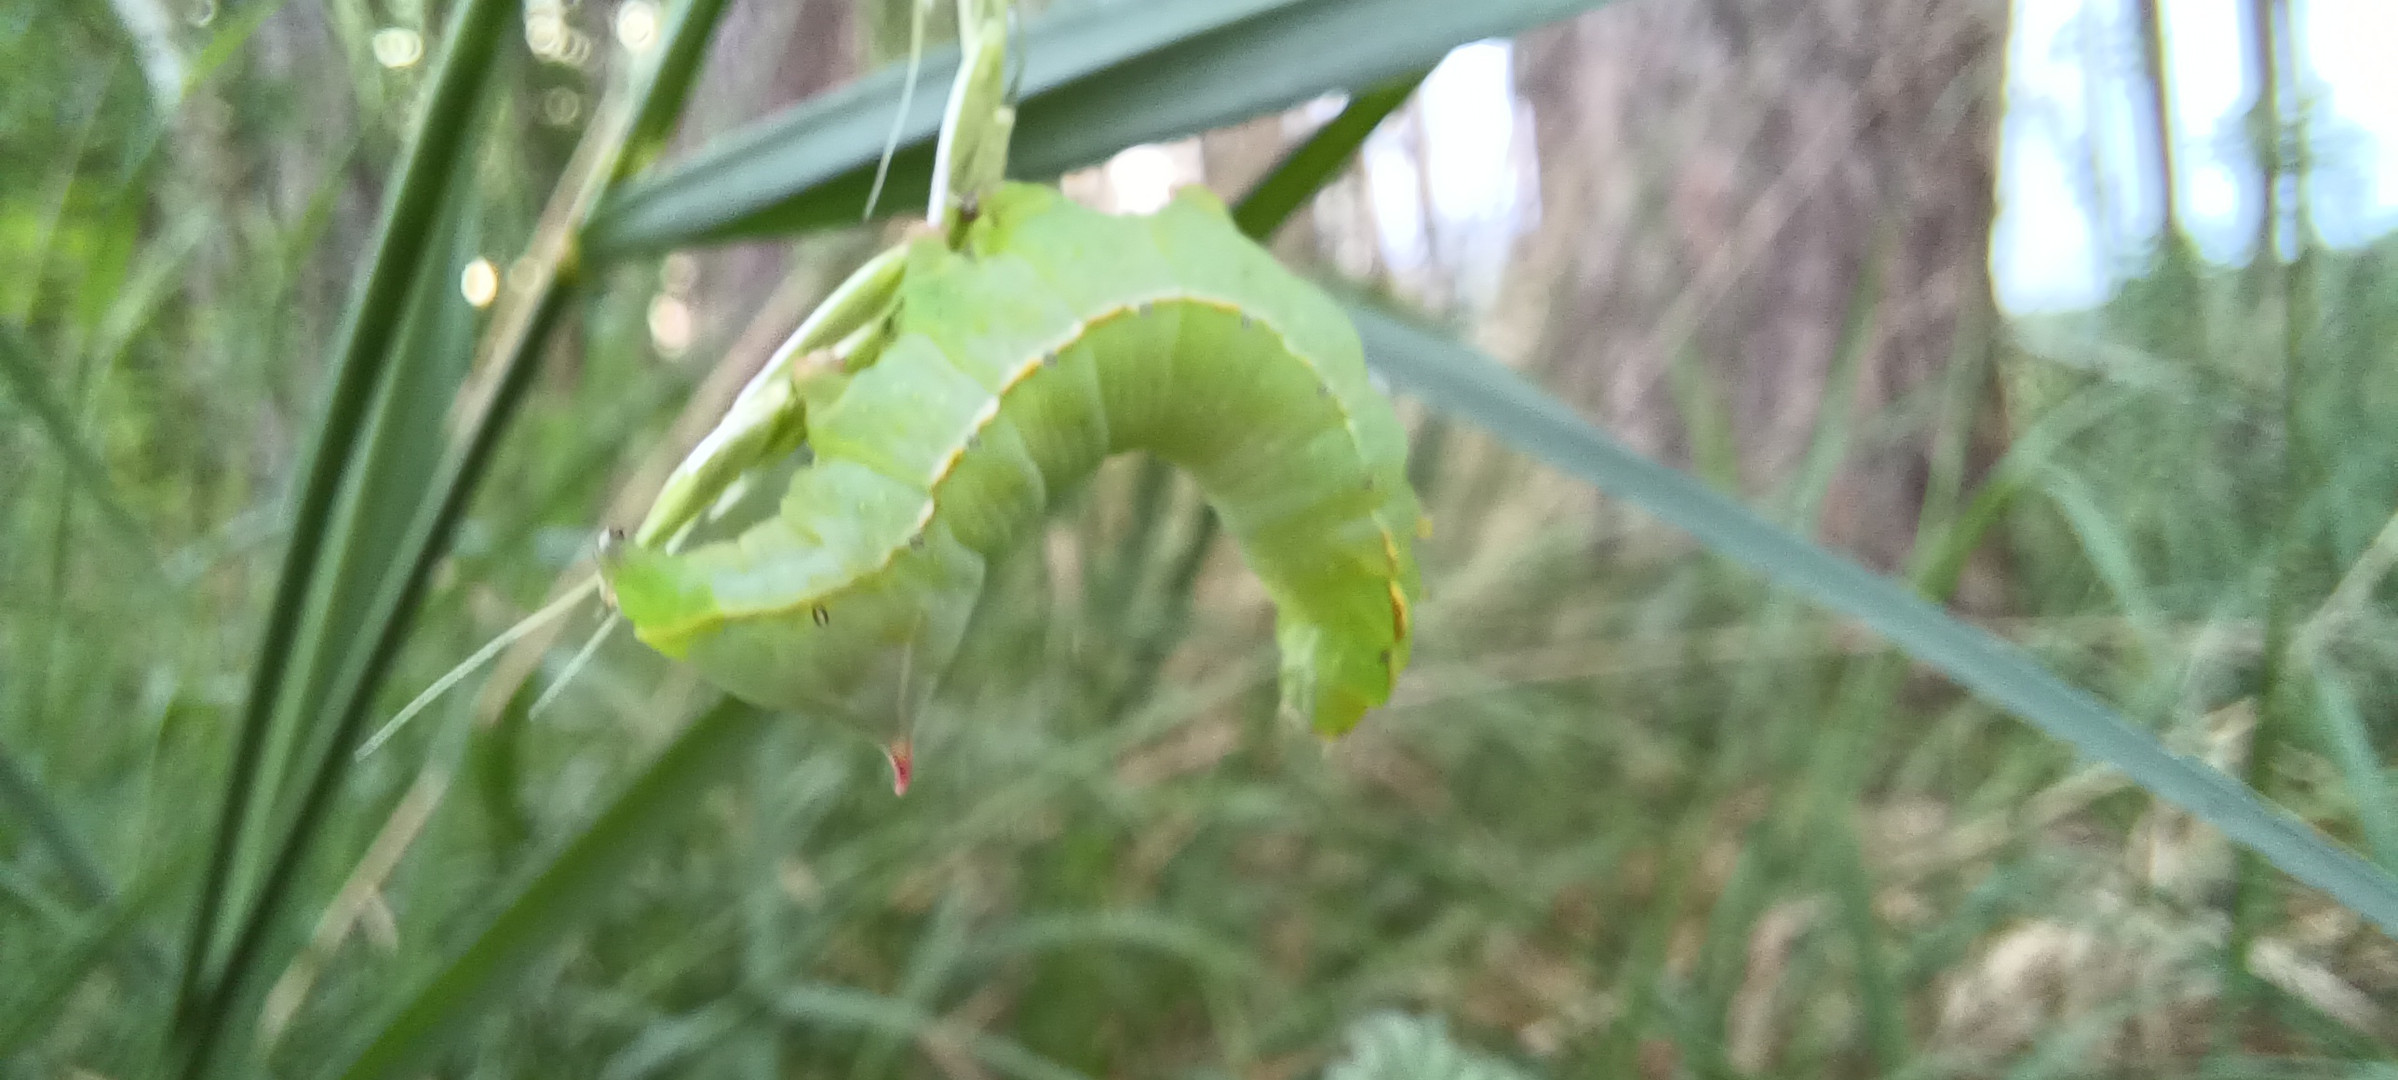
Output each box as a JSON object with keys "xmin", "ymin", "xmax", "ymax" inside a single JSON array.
[{"xmin": 595, "ymin": 0, "xmax": 1419, "ymax": 787}]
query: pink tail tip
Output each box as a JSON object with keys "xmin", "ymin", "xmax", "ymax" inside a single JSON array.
[{"xmin": 884, "ymin": 740, "xmax": 913, "ymax": 796}]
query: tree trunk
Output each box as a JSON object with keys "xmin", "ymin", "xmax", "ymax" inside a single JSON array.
[{"xmin": 1501, "ymin": 0, "xmax": 2009, "ymax": 577}]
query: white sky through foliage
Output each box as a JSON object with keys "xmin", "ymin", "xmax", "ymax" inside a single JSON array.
[
  {"xmin": 1994, "ymin": 0, "xmax": 2398, "ymax": 312},
  {"xmin": 1360, "ymin": 3, "xmax": 2398, "ymax": 320}
]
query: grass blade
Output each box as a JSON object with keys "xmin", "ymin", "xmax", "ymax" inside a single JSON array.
[
  {"xmin": 207, "ymin": 20, "xmax": 737, "ymax": 1072},
  {"xmin": 181, "ymin": 282, "xmax": 572, "ymax": 1079},
  {"xmin": 617, "ymin": 0, "xmax": 739, "ymax": 178},
  {"xmin": 768, "ymin": 985, "xmax": 1093, "ymax": 1080},
  {"xmin": 584, "ymin": 0, "xmax": 1610, "ymax": 254},
  {"xmin": 269, "ymin": 130, "xmax": 491, "ymax": 831},
  {"xmin": 0, "ymin": 324, "xmax": 156, "ymax": 561},
  {"xmin": 329, "ymin": 700, "xmax": 770, "ymax": 1080},
  {"xmin": 960, "ymin": 911, "xmax": 1257, "ymax": 981},
  {"xmin": 2309, "ymin": 669, "xmax": 2398, "ymax": 872},
  {"xmin": 0, "ymin": 735, "xmax": 114, "ymax": 909},
  {"xmin": 0, "ymin": 875, "xmax": 166, "ymax": 1058},
  {"xmin": 173, "ymin": 0, "xmax": 518, "ymax": 1034},
  {"xmin": 1826, "ymin": 821, "xmax": 1906, "ymax": 1069},
  {"xmin": 1348, "ymin": 305, "xmax": 2398, "ymax": 938},
  {"xmin": 1229, "ymin": 69, "xmax": 1427, "ymax": 239}
]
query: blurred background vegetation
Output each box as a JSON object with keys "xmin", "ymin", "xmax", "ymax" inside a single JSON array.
[{"xmin": 5, "ymin": 0, "xmax": 2398, "ymax": 1077}]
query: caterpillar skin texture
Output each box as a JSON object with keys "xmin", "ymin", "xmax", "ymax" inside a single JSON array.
[{"xmin": 603, "ymin": 182, "xmax": 1421, "ymax": 738}]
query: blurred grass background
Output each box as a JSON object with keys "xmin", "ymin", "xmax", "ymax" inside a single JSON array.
[{"xmin": 5, "ymin": 0, "xmax": 2398, "ymax": 1077}]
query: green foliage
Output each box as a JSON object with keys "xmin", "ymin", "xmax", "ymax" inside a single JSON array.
[
  {"xmin": 584, "ymin": 0, "xmax": 1606, "ymax": 253},
  {"xmin": 7, "ymin": 0, "xmax": 2398, "ymax": 1078},
  {"xmin": 1353, "ymin": 306, "xmax": 2398, "ymax": 937},
  {"xmin": 1325, "ymin": 1013, "xmax": 1533, "ymax": 1080}
]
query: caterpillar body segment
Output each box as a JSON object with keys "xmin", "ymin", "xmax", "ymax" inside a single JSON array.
[
  {"xmin": 601, "ymin": 182, "xmax": 1420, "ymax": 742},
  {"xmin": 634, "ymin": 244, "xmax": 909, "ymax": 548}
]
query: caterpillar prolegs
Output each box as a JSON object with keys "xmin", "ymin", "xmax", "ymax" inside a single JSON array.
[{"xmin": 599, "ymin": 181, "xmax": 1422, "ymax": 771}]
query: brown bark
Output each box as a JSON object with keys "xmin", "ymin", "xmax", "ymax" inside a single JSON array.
[
  {"xmin": 1500, "ymin": 0, "xmax": 2009, "ymax": 573},
  {"xmin": 682, "ymin": 0, "xmax": 863, "ymax": 326}
]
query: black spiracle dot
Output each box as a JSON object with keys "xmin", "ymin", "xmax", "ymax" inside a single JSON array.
[
  {"xmin": 1133, "ymin": 302, "xmax": 1152, "ymax": 318},
  {"xmin": 1238, "ymin": 313, "xmax": 1253, "ymax": 331},
  {"xmin": 908, "ymin": 533, "xmax": 927, "ymax": 551},
  {"xmin": 1041, "ymin": 351, "xmax": 1058, "ymax": 367},
  {"xmin": 811, "ymin": 605, "xmax": 830, "ymax": 627},
  {"xmin": 1316, "ymin": 384, "xmax": 1331, "ymax": 398},
  {"xmin": 1378, "ymin": 649, "xmax": 1392, "ymax": 667}
]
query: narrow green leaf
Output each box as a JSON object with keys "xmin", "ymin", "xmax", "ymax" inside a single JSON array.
[
  {"xmin": 585, "ymin": 0, "xmax": 1610, "ymax": 254},
  {"xmin": 277, "ymin": 20, "xmax": 759, "ymax": 1069},
  {"xmin": 598, "ymin": 1003, "xmax": 750, "ymax": 1080},
  {"xmin": 590, "ymin": 0, "xmax": 1287, "ymax": 250},
  {"xmin": 1779, "ymin": 226, "xmax": 1887, "ymax": 527},
  {"xmin": 617, "ymin": 0, "xmax": 740, "ymax": 179},
  {"xmin": 1908, "ymin": 386, "xmax": 2125, "ymax": 602},
  {"xmin": 769, "ymin": 985, "xmax": 1092, "ymax": 1080},
  {"xmin": 1230, "ymin": 70, "xmax": 1426, "ymax": 239},
  {"xmin": 0, "ymin": 880, "xmax": 162, "ymax": 1058},
  {"xmin": 174, "ymin": 0, "xmax": 519, "ymax": 1037},
  {"xmin": 1825, "ymin": 822, "xmax": 1906, "ymax": 1069},
  {"xmin": 185, "ymin": 0, "xmax": 291, "ymax": 91},
  {"xmin": 207, "ymin": 21, "xmax": 707, "ymax": 1043},
  {"xmin": 0, "ymin": 734, "xmax": 115, "ymax": 910},
  {"xmin": 328, "ymin": 700, "xmax": 770, "ymax": 1080},
  {"xmin": 0, "ymin": 861, "xmax": 77, "ymax": 928},
  {"xmin": 960, "ymin": 911, "xmax": 1257, "ymax": 982},
  {"xmin": 266, "ymin": 132, "xmax": 489, "ymax": 841},
  {"xmin": 1349, "ymin": 306, "xmax": 2398, "ymax": 938},
  {"xmin": 0, "ymin": 325, "xmax": 156, "ymax": 560},
  {"xmin": 2310, "ymin": 670, "xmax": 2398, "ymax": 872},
  {"xmin": 184, "ymin": 281, "xmax": 572, "ymax": 1079},
  {"xmin": 846, "ymin": 890, "xmax": 976, "ymax": 1080}
]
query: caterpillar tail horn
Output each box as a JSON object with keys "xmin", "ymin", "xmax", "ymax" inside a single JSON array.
[{"xmin": 885, "ymin": 739, "xmax": 914, "ymax": 796}]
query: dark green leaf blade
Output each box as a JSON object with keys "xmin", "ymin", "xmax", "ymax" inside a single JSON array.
[
  {"xmin": 171, "ymin": 0, "xmax": 521, "ymax": 1057},
  {"xmin": 2310, "ymin": 670, "xmax": 2398, "ymax": 872},
  {"xmin": 1230, "ymin": 70, "xmax": 1426, "ymax": 240},
  {"xmin": 1350, "ymin": 305, "xmax": 2398, "ymax": 939},
  {"xmin": 271, "ymin": 135, "xmax": 490, "ymax": 834},
  {"xmin": 329, "ymin": 701, "xmax": 770, "ymax": 1080},
  {"xmin": 585, "ymin": 0, "xmax": 1609, "ymax": 255},
  {"xmin": 0, "ymin": 870, "xmax": 170, "ymax": 1058},
  {"xmin": 618, "ymin": 0, "xmax": 741, "ymax": 179}
]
